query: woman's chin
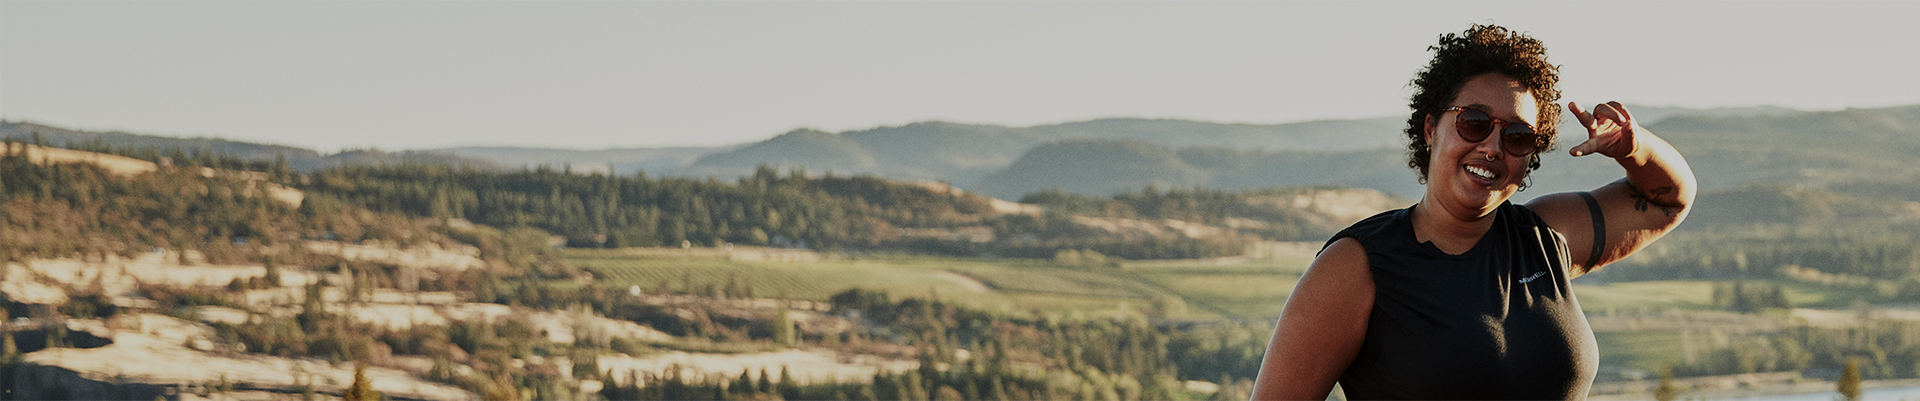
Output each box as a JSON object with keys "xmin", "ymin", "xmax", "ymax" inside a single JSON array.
[{"xmin": 1446, "ymin": 184, "xmax": 1510, "ymax": 211}]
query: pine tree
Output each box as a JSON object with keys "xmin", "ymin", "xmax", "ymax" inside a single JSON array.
[
  {"xmin": 778, "ymin": 366, "xmax": 800, "ymax": 401},
  {"xmin": 1653, "ymin": 366, "xmax": 1678, "ymax": 401},
  {"xmin": 735, "ymin": 369, "xmax": 755, "ymax": 396},
  {"xmin": 774, "ymin": 305, "xmax": 796, "ymax": 347},
  {"xmin": 1, "ymin": 333, "xmax": 18, "ymax": 364},
  {"xmin": 1730, "ymin": 279, "xmax": 1755, "ymax": 313},
  {"xmin": 934, "ymin": 385, "xmax": 964, "ymax": 401},
  {"xmin": 1838, "ymin": 357, "xmax": 1862, "ymax": 401},
  {"xmin": 1766, "ymin": 284, "xmax": 1792, "ymax": 309},
  {"xmin": 344, "ymin": 363, "xmax": 380, "ymax": 401},
  {"xmin": 264, "ymin": 257, "xmax": 282, "ymax": 288}
]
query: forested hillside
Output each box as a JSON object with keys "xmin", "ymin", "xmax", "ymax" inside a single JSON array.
[
  {"xmin": 973, "ymin": 141, "xmax": 1416, "ymax": 200},
  {"xmin": 307, "ymin": 165, "xmax": 981, "ymax": 250},
  {"xmin": 301, "ymin": 164, "xmax": 1396, "ymax": 261}
]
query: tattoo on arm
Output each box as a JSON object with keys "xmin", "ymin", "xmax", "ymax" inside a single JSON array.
[{"xmin": 1622, "ymin": 180, "xmax": 1680, "ymax": 217}]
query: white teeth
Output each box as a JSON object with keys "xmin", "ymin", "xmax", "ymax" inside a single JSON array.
[{"xmin": 1466, "ymin": 165, "xmax": 1496, "ymax": 180}]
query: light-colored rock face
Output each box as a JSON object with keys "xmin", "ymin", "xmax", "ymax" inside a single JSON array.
[
  {"xmin": 7, "ymin": 252, "xmax": 331, "ymax": 303},
  {"xmin": 21, "ymin": 315, "xmax": 474, "ymax": 401},
  {"xmin": 1253, "ymin": 188, "xmax": 1402, "ymax": 228},
  {"xmin": 6, "ymin": 143, "xmax": 304, "ymax": 208},
  {"xmin": 343, "ymin": 303, "xmax": 676, "ymax": 344},
  {"xmin": 303, "ymin": 241, "xmax": 485, "ymax": 272},
  {"xmin": 1068, "ymin": 215, "xmax": 1229, "ymax": 240},
  {"xmin": 1, "ymin": 263, "xmax": 69, "ymax": 304},
  {"xmin": 7, "ymin": 142, "xmax": 157, "ymax": 176},
  {"xmin": 537, "ymin": 310, "xmax": 677, "ymax": 345},
  {"xmin": 121, "ymin": 313, "xmax": 220, "ymax": 346},
  {"xmin": 341, "ymin": 302, "xmax": 511, "ymax": 330}
]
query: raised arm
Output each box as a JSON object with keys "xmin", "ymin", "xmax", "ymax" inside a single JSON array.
[
  {"xmin": 1528, "ymin": 101, "xmax": 1698, "ymax": 277},
  {"xmin": 1249, "ymin": 238, "xmax": 1373, "ymax": 400}
]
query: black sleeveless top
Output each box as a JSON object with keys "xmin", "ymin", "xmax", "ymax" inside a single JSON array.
[{"xmin": 1324, "ymin": 201, "xmax": 1596, "ymax": 400}]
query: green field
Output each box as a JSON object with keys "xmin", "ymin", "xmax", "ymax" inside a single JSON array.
[
  {"xmin": 1572, "ymin": 279, "xmax": 1870, "ymax": 311},
  {"xmin": 1572, "ymin": 281, "xmax": 1719, "ymax": 311},
  {"xmin": 567, "ymin": 249, "xmax": 1202, "ymax": 315},
  {"xmin": 1594, "ymin": 330, "xmax": 1686, "ymax": 374},
  {"xmin": 564, "ymin": 249, "xmax": 1311, "ymax": 319}
]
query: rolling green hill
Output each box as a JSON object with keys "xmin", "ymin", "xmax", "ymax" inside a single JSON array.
[
  {"xmin": 971, "ymin": 105, "xmax": 1920, "ymax": 201},
  {"xmin": 437, "ymin": 145, "xmax": 725, "ymax": 175},
  {"xmin": 971, "ymin": 140, "xmax": 1210, "ymax": 200},
  {"xmin": 685, "ymin": 129, "xmax": 880, "ymax": 178},
  {"xmin": 676, "ymin": 117, "xmax": 1405, "ymax": 183},
  {"xmin": 0, "ymin": 121, "xmax": 318, "ymax": 162},
  {"xmin": 0, "ymin": 121, "xmax": 498, "ymax": 171},
  {"xmin": 840, "ymin": 121, "xmax": 1031, "ymax": 184}
]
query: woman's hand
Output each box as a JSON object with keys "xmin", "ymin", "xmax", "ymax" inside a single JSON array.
[{"xmin": 1567, "ymin": 101, "xmax": 1640, "ymax": 158}]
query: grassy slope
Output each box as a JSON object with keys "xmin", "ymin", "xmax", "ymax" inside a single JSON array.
[
  {"xmin": 567, "ymin": 249, "xmax": 1192, "ymax": 316},
  {"xmin": 1573, "ymin": 280, "xmax": 1873, "ymax": 311},
  {"xmin": 565, "ymin": 248, "xmax": 1319, "ymax": 319}
]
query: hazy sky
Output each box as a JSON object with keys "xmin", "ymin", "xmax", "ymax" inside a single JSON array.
[{"xmin": 4, "ymin": 1, "xmax": 1917, "ymax": 152}]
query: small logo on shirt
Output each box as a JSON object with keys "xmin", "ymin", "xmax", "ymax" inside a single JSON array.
[{"xmin": 1518, "ymin": 271, "xmax": 1547, "ymax": 284}]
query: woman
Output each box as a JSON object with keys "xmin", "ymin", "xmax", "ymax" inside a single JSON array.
[{"xmin": 1249, "ymin": 25, "xmax": 1695, "ymax": 400}]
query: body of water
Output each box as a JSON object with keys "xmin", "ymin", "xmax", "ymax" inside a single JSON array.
[{"xmin": 1723, "ymin": 386, "xmax": 1920, "ymax": 401}]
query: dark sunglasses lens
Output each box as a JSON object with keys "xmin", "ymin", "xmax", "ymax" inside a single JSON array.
[
  {"xmin": 1454, "ymin": 109, "xmax": 1493, "ymax": 142},
  {"xmin": 1502, "ymin": 126, "xmax": 1538, "ymax": 156}
]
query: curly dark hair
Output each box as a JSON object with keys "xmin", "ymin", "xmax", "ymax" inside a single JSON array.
[{"xmin": 1404, "ymin": 24, "xmax": 1562, "ymax": 185}]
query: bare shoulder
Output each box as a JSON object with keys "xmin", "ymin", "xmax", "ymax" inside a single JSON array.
[
  {"xmin": 1523, "ymin": 191, "xmax": 1595, "ymax": 231},
  {"xmin": 1289, "ymin": 237, "xmax": 1374, "ymax": 321},
  {"xmin": 1250, "ymin": 237, "xmax": 1374, "ymax": 399},
  {"xmin": 1305, "ymin": 238, "xmax": 1372, "ymax": 287}
]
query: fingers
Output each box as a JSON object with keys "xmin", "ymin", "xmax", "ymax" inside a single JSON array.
[
  {"xmin": 1605, "ymin": 101, "xmax": 1636, "ymax": 128},
  {"xmin": 1570, "ymin": 137, "xmax": 1601, "ymax": 157},
  {"xmin": 1567, "ymin": 101, "xmax": 1600, "ymax": 156},
  {"xmin": 1569, "ymin": 101, "xmax": 1611, "ymax": 157},
  {"xmin": 1567, "ymin": 101, "xmax": 1595, "ymax": 128},
  {"xmin": 1569, "ymin": 101, "xmax": 1638, "ymax": 158},
  {"xmin": 1593, "ymin": 101, "xmax": 1639, "ymax": 127}
]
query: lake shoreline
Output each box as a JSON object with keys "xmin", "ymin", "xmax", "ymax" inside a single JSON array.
[{"xmin": 1590, "ymin": 377, "xmax": 1920, "ymax": 401}]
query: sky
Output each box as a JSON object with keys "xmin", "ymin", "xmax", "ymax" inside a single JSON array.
[{"xmin": 3, "ymin": 1, "xmax": 1918, "ymax": 152}]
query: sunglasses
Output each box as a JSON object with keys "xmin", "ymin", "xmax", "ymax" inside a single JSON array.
[{"xmin": 1445, "ymin": 106, "xmax": 1540, "ymax": 156}]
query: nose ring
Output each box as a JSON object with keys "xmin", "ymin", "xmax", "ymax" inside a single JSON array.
[{"xmin": 1484, "ymin": 153, "xmax": 1496, "ymax": 161}]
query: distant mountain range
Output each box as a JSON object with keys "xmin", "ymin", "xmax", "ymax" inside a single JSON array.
[
  {"xmin": 4, "ymin": 104, "xmax": 1910, "ymax": 204},
  {"xmin": 0, "ymin": 121, "xmax": 497, "ymax": 171}
]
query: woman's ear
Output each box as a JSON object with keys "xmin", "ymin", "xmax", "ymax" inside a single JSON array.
[{"xmin": 1423, "ymin": 114, "xmax": 1437, "ymax": 145}]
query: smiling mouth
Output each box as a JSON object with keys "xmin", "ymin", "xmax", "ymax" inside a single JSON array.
[{"xmin": 1466, "ymin": 165, "xmax": 1498, "ymax": 181}]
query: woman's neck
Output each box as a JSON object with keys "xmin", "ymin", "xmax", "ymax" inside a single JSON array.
[{"xmin": 1411, "ymin": 199, "xmax": 1498, "ymax": 255}]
